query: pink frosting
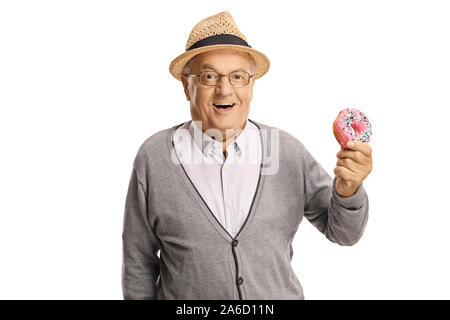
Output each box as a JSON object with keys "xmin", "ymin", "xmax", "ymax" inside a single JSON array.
[{"xmin": 334, "ymin": 108, "xmax": 372, "ymax": 148}]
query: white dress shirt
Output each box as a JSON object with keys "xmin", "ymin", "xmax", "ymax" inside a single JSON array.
[{"xmin": 172, "ymin": 119, "xmax": 262, "ymax": 238}]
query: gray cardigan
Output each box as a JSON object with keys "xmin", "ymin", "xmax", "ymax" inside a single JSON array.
[{"xmin": 121, "ymin": 119, "xmax": 369, "ymax": 300}]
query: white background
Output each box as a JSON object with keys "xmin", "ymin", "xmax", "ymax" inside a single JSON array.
[{"xmin": 1, "ymin": 0, "xmax": 449, "ymax": 299}]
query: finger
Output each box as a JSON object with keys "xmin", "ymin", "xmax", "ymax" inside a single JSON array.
[
  {"xmin": 336, "ymin": 146, "xmax": 345, "ymax": 157},
  {"xmin": 334, "ymin": 165, "xmax": 358, "ymax": 183},
  {"xmin": 336, "ymin": 157, "xmax": 359, "ymax": 174},
  {"xmin": 337, "ymin": 149, "xmax": 365, "ymax": 164},
  {"xmin": 345, "ymin": 140, "xmax": 372, "ymax": 157},
  {"xmin": 338, "ymin": 146, "xmax": 372, "ymax": 165}
]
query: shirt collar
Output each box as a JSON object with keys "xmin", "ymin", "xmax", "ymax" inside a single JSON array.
[{"xmin": 188, "ymin": 119, "xmax": 253, "ymax": 159}]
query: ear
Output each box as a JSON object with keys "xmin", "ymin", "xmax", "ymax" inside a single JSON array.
[{"xmin": 181, "ymin": 76, "xmax": 190, "ymax": 101}]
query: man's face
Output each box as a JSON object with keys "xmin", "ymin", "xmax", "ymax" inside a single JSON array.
[{"xmin": 181, "ymin": 48, "xmax": 255, "ymax": 139}]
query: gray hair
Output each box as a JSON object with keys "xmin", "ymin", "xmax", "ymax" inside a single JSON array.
[{"xmin": 182, "ymin": 53, "xmax": 255, "ymax": 76}]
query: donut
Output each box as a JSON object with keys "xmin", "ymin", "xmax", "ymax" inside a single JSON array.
[{"xmin": 333, "ymin": 107, "xmax": 372, "ymax": 148}]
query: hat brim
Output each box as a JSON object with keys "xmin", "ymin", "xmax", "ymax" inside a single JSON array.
[{"xmin": 169, "ymin": 44, "xmax": 270, "ymax": 81}]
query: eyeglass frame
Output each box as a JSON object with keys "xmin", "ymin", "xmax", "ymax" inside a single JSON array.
[{"xmin": 182, "ymin": 70, "xmax": 255, "ymax": 87}]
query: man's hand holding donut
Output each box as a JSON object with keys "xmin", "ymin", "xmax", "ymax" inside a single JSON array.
[{"xmin": 334, "ymin": 140, "xmax": 373, "ymax": 197}]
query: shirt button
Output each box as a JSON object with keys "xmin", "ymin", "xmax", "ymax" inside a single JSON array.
[
  {"xmin": 226, "ymin": 201, "xmax": 232, "ymax": 207},
  {"xmin": 232, "ymin": 239, "xmax": 239, "ymax": 247},
  {"xmin": 237, "ymin": 277, "xmax": 244, "ymax": 285},
  {"xmin": 223, "ymin": 165, "xmax": 228, "ymax": 170}
]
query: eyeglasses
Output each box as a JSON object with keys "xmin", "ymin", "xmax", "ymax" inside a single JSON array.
[{"xmin": 183, "ymin": 70, "xmax": 254, "ymax": 87}]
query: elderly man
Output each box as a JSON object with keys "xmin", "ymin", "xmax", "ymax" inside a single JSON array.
[{"xmin": 122, "ymin": 11, "xmax": 372, "ymax": 300}]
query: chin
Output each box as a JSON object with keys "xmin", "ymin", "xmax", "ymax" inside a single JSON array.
[{"xmin": 212, "ymin": 118, "xmax": 238, "ymax": 129}]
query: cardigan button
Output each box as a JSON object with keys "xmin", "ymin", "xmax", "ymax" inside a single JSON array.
[
  {"xmin": 237, "ymin": 277, "xmax": 244, "ymax": 285},
  {"xmin": 232, "ymin": 239, "xmax": 238, "ymax": 247}
]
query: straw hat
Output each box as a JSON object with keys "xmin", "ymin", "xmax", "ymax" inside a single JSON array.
[{"xmin": 169, "ymin": 11, "xmax": 270, "ymax": 81}]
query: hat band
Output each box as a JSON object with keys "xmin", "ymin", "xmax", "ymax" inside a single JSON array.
[{"xmin": 187, "ymin": 34, "xmax": 251, "ymax": 51}]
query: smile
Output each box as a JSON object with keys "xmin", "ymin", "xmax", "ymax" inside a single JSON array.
[{"xmin": 213, "ymin": 103, "xmax": 235, "ymax": 113}]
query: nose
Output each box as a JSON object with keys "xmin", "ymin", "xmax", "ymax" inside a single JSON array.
[{"xmin": 215, "ymin": 75, "xmax": 234, "ymax": 96}]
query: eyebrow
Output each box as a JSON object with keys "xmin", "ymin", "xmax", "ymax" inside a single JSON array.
[{"xmin": 200, "ymin": 64, "xmax": 249, "ymax": 73}]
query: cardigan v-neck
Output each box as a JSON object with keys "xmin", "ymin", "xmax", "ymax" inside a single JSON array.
[
  {"xmin": 167, "ymin": 118, "xmax": 266, "ymax": 242},
  {"xmin": 171, "ymin": 119, "xmax": 262, "ymax": 239}
]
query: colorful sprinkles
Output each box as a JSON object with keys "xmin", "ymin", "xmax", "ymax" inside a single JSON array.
[{"xmin": 340, "ymin": 107, "xmax": 372, "ymax": 143}]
